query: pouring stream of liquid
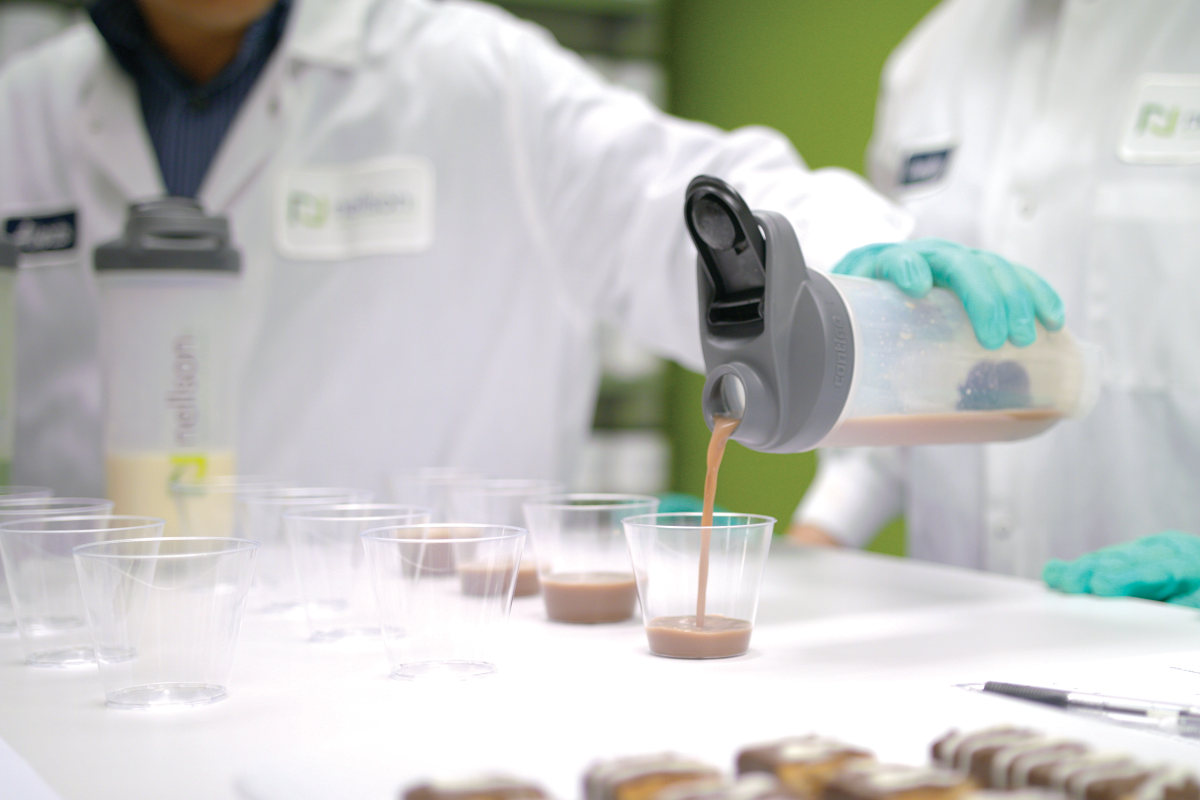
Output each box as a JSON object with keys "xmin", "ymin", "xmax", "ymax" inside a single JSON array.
[{"xmin": 696, "ymin": 415, "xmax": 740, "ymax": 628}]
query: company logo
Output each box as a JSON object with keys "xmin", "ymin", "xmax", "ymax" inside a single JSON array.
[
  {"xmin": 287, "ymin": 190, "xmax": 414, "ymax": 229},
  {"xmin": 900, "ymin": 148, "xmax": 953, "ymax": 187},
  {"xmin": 831, "ymin": 314, "xmax": 850, "ymax": 388},
  {"xmin": 4, "ymin": 211, "xmax": 76, "ymax": 253},
  {"xmin": 1134, "ymin": 102, "xmax": 1200, "ymax": 139},
  {"xmin": 166, "ymin": 335, "xmax": 199, "ymax": 447}
]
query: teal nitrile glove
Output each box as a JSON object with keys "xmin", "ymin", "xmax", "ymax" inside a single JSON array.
[
  {"xmin": 656, "ymin": 493, "xmax": 727, "ymax": 514},
  {"xmin": 1042, "ymin": 531, "xmax": 1200, "ymax": 604},
  {"xmin": 833, "ymin": 238, "xmax": 1065, "ymax": 350}
]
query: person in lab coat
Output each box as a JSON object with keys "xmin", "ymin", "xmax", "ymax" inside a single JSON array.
[
  {"xmin": 0, "ymin": 0, "xmax": 1044, "ymax": 501},
  {"xmin": 790, "ymin": 0, "xmax": 1200, "ymax": 580}
]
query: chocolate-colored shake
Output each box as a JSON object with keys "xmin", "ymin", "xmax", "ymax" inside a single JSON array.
[
  {"xmin": 645, "ymin": 614, "xmax": 752, "ymax": 658},
  {"xmin": 459, "ymin": 558, "xmax": 539, "ymax": 597},
  {"xmin": 645, "ymin": 414, "xmax": 753, "ymax": 658},
  {"xmin": 542, "ymin": 572, "xmax": 637, "ymax": 623}
]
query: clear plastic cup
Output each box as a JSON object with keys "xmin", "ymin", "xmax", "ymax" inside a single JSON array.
[
  {"xmin": 389, "ymin": 468, "xmax": 482, "ymax": 523},
  {"xmin": 73, "ymin": 536, "xmax": 257, "ymax": 707},
  {"xmin": 0, "ymin": 498, "xmax": 114, "ymax": 633},
  {"xmin": 523, "ymin": 494, "xmax": 659, "ymax": 624},
  {"xmin": 0, "ymin": 488, "xmax": 54, "ymax": 631},
  {"xmin": 361, "ymin": 523, "xmax": 526, "ymax": 680},
  {"xmin": 0, "ymin": 515, "xmax": 163, "ymax": 665},
  {"xmin": 283, "ymin": 504, "xmax": 432, "ymax": 641},
  {"xmin": 450, "ymin": 479, "xmax": 561, "ymax": 597},
  {"xmin": 239, "ymin": 487, "xmax": 372, "ymax": 612},
  {"xmin": 623, "ymin": 513, "xmax": 774, "ymax": 659},
  {"xmin": 171, "ymin": 474, "xmax": 289, "ymax": 537}
]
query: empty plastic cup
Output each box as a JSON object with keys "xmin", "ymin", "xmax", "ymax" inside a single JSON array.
[
  {"xmin": 171, "ymin": 474, "xmax": 289, "ymax": 538},
  {"xmin": 239, "ymin": 487, "xmax": 371, "ymax": 612},
  {"xmin": 283, "ymin": 504, "xmax": 431, "ymax": 641},
  {"xmin": 0, "ymin": 488, "xmax": 55, "ymax": 631},
  {"xmin": 523, "ymin": 494, "xmax": 658, "ymax": 624},
  {"xmin": 73, "ymin": 536, "xmax": 258, "ymax": 707},
  {"xmin": 450, "ymin": 479, "xmax": 560, "ymax": 596},
  {"xmin": 361, "ymin": 524, "xmax": 526, "ymax": 679},
  {"xmin": 623, "ymin": 513, "xmax": 774, "ymax": 659},
  {"xmin": 0, "ymin": 514, "xmax": 161, "ymax": 665}
]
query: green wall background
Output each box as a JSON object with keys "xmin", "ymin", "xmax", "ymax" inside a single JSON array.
[{"xmin": 661, "ymin": 0, "xmax": 941, "ymax": 554}]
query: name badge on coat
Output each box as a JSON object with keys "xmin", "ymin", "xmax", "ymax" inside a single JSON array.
[
  {"xmin": 1118, "ymin": 74, "xmax": 1200, "ymax": 165},
  {"xmin": 276, "ymin": 156, "xmax": 435, "ymax": 259}
]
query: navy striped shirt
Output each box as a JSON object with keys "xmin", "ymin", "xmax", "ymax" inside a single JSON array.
[{"xmin": 89, "ymin": 0, "xmax": 292, "ymax": 199}]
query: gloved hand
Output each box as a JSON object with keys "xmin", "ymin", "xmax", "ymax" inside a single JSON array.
[
  {"xmin": 1043, "ymin": 531, "xmax": 1200, "ymax": 607},
  {"xmin": 655, "ymin": 492, "xmax": 727, "ymax": 515},
  {"xmin": 833, "ymin": 238, "xmax": 1065, "ymax": 350}
]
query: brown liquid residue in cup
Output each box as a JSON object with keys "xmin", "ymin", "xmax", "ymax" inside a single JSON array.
[
  {"xmin": 645, "ymin": 614, "xmax": 751, "ymax": 658},
  {"xmin": 541, "ymin": 572, "xmax": 637, "ymax": 623},
  {"xmin": 459, "ymin": 559, "xmax": 539, "ymax": 597}
]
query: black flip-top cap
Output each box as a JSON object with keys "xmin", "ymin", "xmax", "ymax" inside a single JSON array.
[
  {"xmin": 94, "ymin": 197, "xmax": 240, "ymax": 273},
  {"xmin": 0, "ymin": 237, "xmax": 17, "ymax": 269},
  {"xmin": 690, "ymin": 176, "xmax": 856, "ymax": 453}
]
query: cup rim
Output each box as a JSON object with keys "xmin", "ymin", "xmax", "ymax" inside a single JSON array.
[
  {"xmin": 622, "ymin": 512, "xmax": 777, "ymax": 529},
  {"xmin": 0, "ymin": 486, "xmax": 53, "ymax": 499},
  {"xmin": 454, "ymin": 478, "xmax": 562, "ymax": 497},
  {"xmin": 360, "ymin": 522, "xmax": 527, "ymax": 544},
  {"xmin": 523, "ymin": 493, "xmax": 659, "ymax": 511},
  {"xmin": 239, "ymin": 487, "xmax": 372, "ymax": 506},
  {"xmin": 0, "ymin": 497, "xmax": 113, "ymax": 515},
  {"xmin": 170, "ymin": 475, "xmax": 289, "ymax": 493},
  {"xmin": 72, "ymin": 536, "xmax": 260, "ymax": 560},
  {"xmin": 0, "ymin": 514, "xmax": 165, "ymax": 534},
  {"xmin": 283, "ymin": 503, "xmax": 433, "ymax": 522}
]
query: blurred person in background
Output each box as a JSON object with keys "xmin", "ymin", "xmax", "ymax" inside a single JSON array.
[
  {"xmin": 790, "ymin": 0, "xmax": 1200, "ymax": 605},
  {"xmin": 0, "ymin": 0, "xmax": 1049, "ymax": 504}
]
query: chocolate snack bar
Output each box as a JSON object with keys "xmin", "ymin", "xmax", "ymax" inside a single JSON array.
[
  {"xmin": 736, "ymin": 736, "xmax": 873, "ymax": 799},
  {"xmin": 404, "ymin": 776, "xmax": 546, "ymax": 800},
  {"xmin": 584, "ymin": 754, "xmax": 721, "ymax": 800},
  {"xmin": 825, "ymin": 762, "xmax": 974, "ymax": 800}
]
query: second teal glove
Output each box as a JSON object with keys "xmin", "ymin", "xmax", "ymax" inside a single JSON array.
[
  {"xmin": 833, "ymin": 238, "xmax": 1065, "ymax": 350},
  {"xmin": 1042, "ymin": 531, "xmax": 1200, "ymax": 604}
]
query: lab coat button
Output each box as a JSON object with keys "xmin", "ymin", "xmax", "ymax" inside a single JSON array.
[
  {"xmin": 991, "ymin": 525, "xmax": 1012, "ymax": 541},
  {"xmin": 1018, "ymin": 198, "xmax": 1037, "ymax": 219},
  {"xmin": 268, "ymin": 97, "xmax": 280, "ymax": 116}
]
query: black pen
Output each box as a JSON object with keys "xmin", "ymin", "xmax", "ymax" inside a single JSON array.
[{"xmin": 961, "ymin": 681, "xmax": 1200, "ymax": 738}]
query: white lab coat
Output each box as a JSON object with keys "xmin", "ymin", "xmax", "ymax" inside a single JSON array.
[
  {"xmin": 0, "ymin": 0, "xmax": 910, "ymax": 497},
  {"xmin": 796, "ymin": 0, "xmax": 1200, "ymax": 577}
]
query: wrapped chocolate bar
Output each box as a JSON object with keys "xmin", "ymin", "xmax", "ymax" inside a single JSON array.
[
  {"xmin": 655, "ymin": 774, "xmax": 794, "ymax": 800},
  {"xmin": 931, "ymin": 727, "xmax": 1045, "ymax": 783},
  {"xmin": 584, "ymin": 754, "xmax": 721, "ymax": 800},
  {"xmin": 403, "ymin": 776, "xmax": 547, "ymax": 800},
  {"xmin": 824, "ymin": 762, "xmax": 974, "ymax": 800},
  {"xmin": 736, "ymin": 736, "xmax": 873, "ymax": 799}
]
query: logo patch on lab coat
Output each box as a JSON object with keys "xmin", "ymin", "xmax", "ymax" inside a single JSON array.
[
  {"xmin": 4, "ymin": 210, "xmax": 76, "ymax": 253},
  {"xmin": 276, "ymin": 156, "xmax": 435, "ymax": 259},
  {"xmin": 900, "ymin": 147, "xmax": 953, "ymax": 187},
  {"xmin": 1118, "ymin": 74, "xmax": 1200, "ymax": 164}
]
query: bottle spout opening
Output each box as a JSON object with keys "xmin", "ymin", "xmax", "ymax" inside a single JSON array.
[{"xmin": 708, "ymin": 373, "xmax": 746, "ymax": 421}]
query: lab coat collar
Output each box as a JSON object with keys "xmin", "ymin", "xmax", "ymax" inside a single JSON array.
[
  {"xmin": 284, "ymin": 0, "xmax": 376, "ymax": 70},
  {"xmin": 76, "ymin": 44, "xmax": 164, "ymax": 202}
]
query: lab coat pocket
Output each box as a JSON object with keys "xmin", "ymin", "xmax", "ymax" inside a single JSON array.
[{"xmin": 1087, "ymin": 180, "xmax": 1200, "ymax": 393}]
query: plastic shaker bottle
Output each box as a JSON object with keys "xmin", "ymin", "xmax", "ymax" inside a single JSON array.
[
  {"xmin": 94, "ymin": 199, "xmax": 241, "ymax": 532},
  {"xmin": 0, "ymin": 238, "xmax": 16, "ymax": 484},
  {"xmin": 686, "ymin": 176, "xmax": 1102, "ymax": 452}
]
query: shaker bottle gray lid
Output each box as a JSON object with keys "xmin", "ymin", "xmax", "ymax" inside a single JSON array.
[
  {"xmin": 94, "ymin": 197, "xmax": 240, "ymax": 273},
  {"xmin": 686, "ymin": 175, "xmax": 855, "ymax": 454},
  {"xmin": 0, "ymin": 238, "xmax": 16, "ymax": 269}
]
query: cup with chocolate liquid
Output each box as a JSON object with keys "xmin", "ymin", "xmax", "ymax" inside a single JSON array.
[
  {"xmin": 449, "ymin": 478, "xmax": 562, "ymax": 597},
  {"xmin": 623, "ymin": 512, "xmax": 774, "ymax": 659},
  {"xmin": 360, "ymin": 523, "xmax": 527, "ymax": 679},
  {"xmin": 522, "ymin": 494, "xmax": 659, "ymax": 624}
]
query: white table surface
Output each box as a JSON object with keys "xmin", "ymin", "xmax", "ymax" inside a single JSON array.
[{"xmin": 3, "ymin": 542, "xmax": 1200, "ymax": 800}]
